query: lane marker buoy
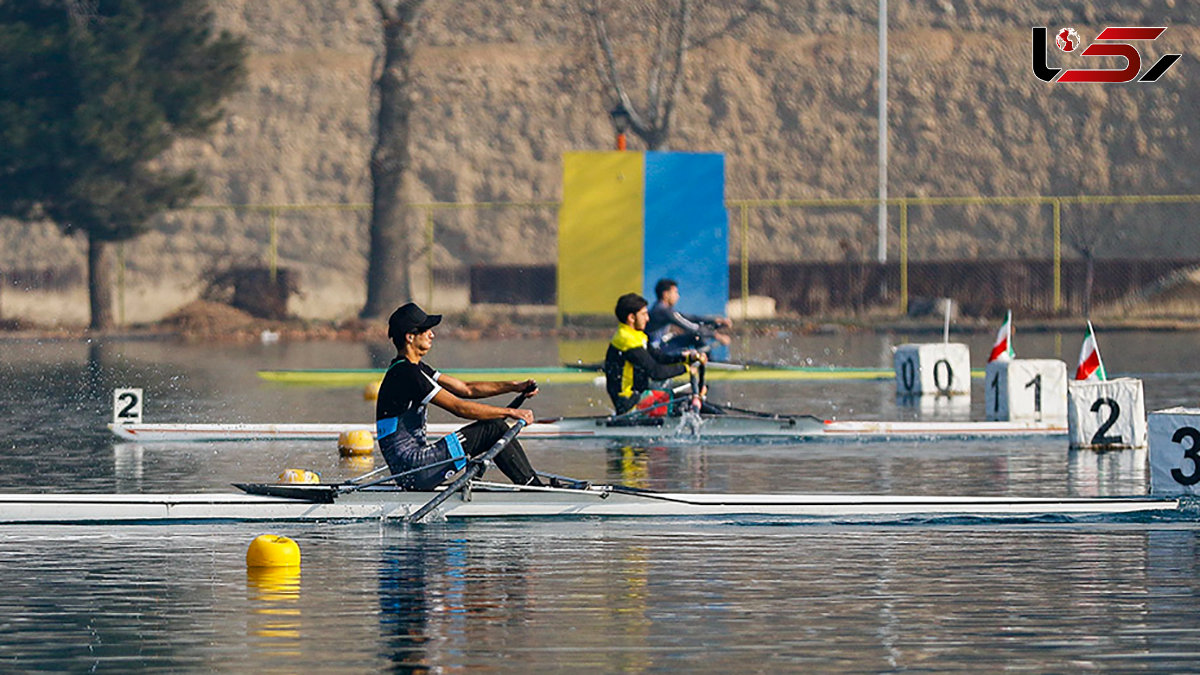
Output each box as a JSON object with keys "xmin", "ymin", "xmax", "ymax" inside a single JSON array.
[
  {"xmin": 338, "ymin": 429, "xmax": 374, "ymax": 457},
  {"xmin": 247, "ymin": 534, "xmax": 300, "ymax": 568}
]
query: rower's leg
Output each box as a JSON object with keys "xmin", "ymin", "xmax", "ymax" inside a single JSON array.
[{"xmin": 457, "ymin": 419, "xmax": 543, "ymax": 486}]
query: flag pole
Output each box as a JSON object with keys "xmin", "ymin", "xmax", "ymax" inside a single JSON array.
[
  {"xmin": 1007, "ymin": 309, "xmax": 1013, "ymax": 358},
  {"xmin": 1087, "ymin": 320, "xmax": 1107, "ymax": 380},
  {"xmin": 942, "ymin": 299, "xmax": 951, "ymax": 344}
]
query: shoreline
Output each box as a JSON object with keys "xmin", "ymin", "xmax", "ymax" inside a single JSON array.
[{"xmin": 4, "ymin": 309, "xmax": 1200, "ymax": 344}]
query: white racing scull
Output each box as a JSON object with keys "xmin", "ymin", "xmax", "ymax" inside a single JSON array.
[
  {"xmin": 0, "ymin": 482, "xmax": 1182, "ymax": 524},
  {"xmin": 107, "ymin": 416, "xmax": 1068, "ymax": 443}
]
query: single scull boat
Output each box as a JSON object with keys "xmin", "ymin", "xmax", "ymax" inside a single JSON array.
[{"xmin": 0, "ymin": 482, "xmax": 1181, "ymax": 524}]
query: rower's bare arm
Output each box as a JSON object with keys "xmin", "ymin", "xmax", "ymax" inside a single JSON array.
[
  {"xmin": 437, "ymin": 375, "xmax": 537, "ymax": 400},
  {"xmin": 431, "ymin": 389, "xmax": 534, "ymax": 424}
]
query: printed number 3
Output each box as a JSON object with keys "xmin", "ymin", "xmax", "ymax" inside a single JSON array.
[{"xmin": 1170, "ymin": 426, "xmax": 1200, "ymax": 486}]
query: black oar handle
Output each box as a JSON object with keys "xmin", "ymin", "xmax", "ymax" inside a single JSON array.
[
  {"xmin": 505, "ymin": 380, "xmax": 538, "ymax": 409},
  {"xmin": 408, "ymin": 418, "xmax": 528, "ymax": 523}
]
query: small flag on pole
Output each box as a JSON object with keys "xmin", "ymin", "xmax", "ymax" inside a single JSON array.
[
  {"xmin": 988, "ymin": 310, "xmax": 1014, "ymax": 363},
  {"xmin": 1074, "ymin": 321, "xmax": 1107, "ymax": 381}
]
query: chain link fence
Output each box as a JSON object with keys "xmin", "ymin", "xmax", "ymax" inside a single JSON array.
[{"xmin": 3, "ymin": 193, "xmax": 1199, "ymax": 324}]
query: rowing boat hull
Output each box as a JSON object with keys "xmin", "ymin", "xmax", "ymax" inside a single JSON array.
[
  {"xmin": 107, "ymin": 417, "xmax": 1066, "ymax": 443},
  {"xmin": 0, "ymin": 486, "xmax": 1180, "ymax": 524}
]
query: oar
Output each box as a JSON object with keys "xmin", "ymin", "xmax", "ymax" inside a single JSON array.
[
  {"xmin": 687, "ymin": 360, "xmax": 706, "ymax": 410},
  {"xmin": 407, "ymin": 419, "xmax": 528, "ymax": 523}
]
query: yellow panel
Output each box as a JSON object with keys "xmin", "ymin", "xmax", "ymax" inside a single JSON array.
[
  {"xmin": 557, "ymin": 338, "xmax": 610, "ymax": 368},
  {"xmin": 558, "ymin": 151, "xmax": 643, "ymax": 317}
]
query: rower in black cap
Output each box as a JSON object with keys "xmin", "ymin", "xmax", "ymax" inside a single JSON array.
[{"xmin": 375, "ymin": 302, "xmax": 545, "ymax": 489}]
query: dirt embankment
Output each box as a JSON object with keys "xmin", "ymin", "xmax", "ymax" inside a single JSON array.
[{"xmin": 1, "ymin": 1, "xmax": 1197, "ymax": 326}]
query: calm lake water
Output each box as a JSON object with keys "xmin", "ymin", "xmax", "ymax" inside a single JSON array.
[{"xmin": 2, "ymin": 329, "xmax": 1200, "ymax": 671}]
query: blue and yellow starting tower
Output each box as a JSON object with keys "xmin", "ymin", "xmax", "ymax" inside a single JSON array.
[{"xmin": 557, "ymin": 151, "xmax": 728, "ymax": 322}]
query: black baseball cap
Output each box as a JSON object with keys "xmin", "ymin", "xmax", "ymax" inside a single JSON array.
[{"xmin": 387, "ymin": 302, "xmax": 442, "ymax": 338}]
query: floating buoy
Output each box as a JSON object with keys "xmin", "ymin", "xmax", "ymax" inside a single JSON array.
[
  {"xmin": 246, "ymin": 534, "xmax": 300, "ymax": 568},
  {"xmin": 338, "ymin": 429, "xmax": 374, "ymax": 457},
  {"xmin": 340, "ymin": 453, "xmax": 375, "ymax": 473},
  {"xmin": 363, "ymin": 380, "xmax": 381, "ymax": 401},
  {"xmin": 277, "ymin": 468, "xmax": 320, "ymax": 484}
]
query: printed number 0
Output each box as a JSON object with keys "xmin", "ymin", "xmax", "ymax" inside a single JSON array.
[
  {"xmin": 117, "ymin": 392, "xmax": 140, "ymax": 419},
  {"xmin": 1089, "ymin": 397, "xmax": 1124, "ymax": 446},
  {"xmin": 1170, "ymin": 426, "xmax": 1200, "ymax": 486},
  {"xmin": 932, "ymin": 359, "xmax": 953, "ymax": 394},
  {"xmin": 900, "ymin": 359, "xmax": 915, "ymax": 392}
]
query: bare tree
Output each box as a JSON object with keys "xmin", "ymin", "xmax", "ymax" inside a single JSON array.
[
  {"xmin": 1062, "ymin": 203, "xmax": 1128, "ymax": 317},
  {"xmin": 362, "ymin": 0, "xmax": 426, "ymax": 319},
  {"xmin": 584, "ymin": 0, "xmax": 691, "ymax": 150},
  {"xmin": 583, "ymin": 1, "xmax": 764, "ymax": 151}
]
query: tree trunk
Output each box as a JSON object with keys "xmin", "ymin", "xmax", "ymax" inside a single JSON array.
[
  {"xmin": 361, "ymin": 1, "xmax": 424, "ymax": 319},
  {"xmin": 87, "ymin": 234, "xmax": 115, "ymax": 330},
  {"xmin": 1082, "ymin": 251, "xmax": 1095, "ymax": 318}
]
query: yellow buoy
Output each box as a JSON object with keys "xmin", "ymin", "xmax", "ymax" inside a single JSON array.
[
  {"xmin": 340, "ymin": 453, "xmax": 376, "ymax": 473},
  {"xmin": 277, "ymin": 468, "xmax": 320, "ymax": 484},
  {"xmin": 363, "ymin": 380, "xmax": 381, "ymax": 401},
  {"xmin": 338, "ymin": 429, "xmax": 375, "ymax": 457},
  {"xmin": 246, "ymin": 534, "xmax": 300, "ymax": 568}
]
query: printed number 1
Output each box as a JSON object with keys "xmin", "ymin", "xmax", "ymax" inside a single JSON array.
[{"xmin": 1024, "ymin": 374, "xmax": 1042, "ymax": 413}]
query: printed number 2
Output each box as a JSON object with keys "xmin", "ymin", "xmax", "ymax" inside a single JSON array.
[
  {"xmin": 1170, "ymin": 426, "xmax": 1200, "ymax": 486},
  {"xmin": 1089, "ymin": 397, "xmax": 1123, "ymax": 446},
  {"xmin": 112, "ymin": 388, "xmax": 143, "ymax": 425}
]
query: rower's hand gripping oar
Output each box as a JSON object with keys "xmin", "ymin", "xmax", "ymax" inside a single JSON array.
[{"xmin": 408, "ymin": 418, "xmax": 527, "ymax": 523}]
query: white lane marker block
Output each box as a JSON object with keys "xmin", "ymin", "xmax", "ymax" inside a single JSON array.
[
  {"xmin": 984, "ymin": 359, "xmax": 1067, "ymax": 423},
  {"xmin": 1149, "ymin": 407, "xmax": 1200, "ymax": 496},
  {"xmin": 1067, "ymin": 378, "xmax": 1146, "ymax": 449},
  {"xmin": 894, "ymin": 343, "xmax": 971, "ymax": 396}
]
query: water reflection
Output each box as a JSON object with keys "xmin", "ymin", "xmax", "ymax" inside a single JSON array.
[
  {"xmin": 112, "ymin": 443, "xmax": 144, "ymax": 490},
  {"xmin": 246, "ymin": 566, "xmax": 302, "ymax": 651},
  {"xmin": 896, "ymin": 393, "xmax": 972, "ymax": 420},
  {"xmin": 378, "ymin": 536, "xmax": 534, "ymax": 673},
  {"xmin": 605, "ymin": 445, "xmax": 712, "ymax": 491},
  {"xmin": 1066, "ymin": 447, "xmax": 1147, "ymax": 496}
]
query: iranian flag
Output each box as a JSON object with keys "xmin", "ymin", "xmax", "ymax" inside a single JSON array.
[
  {"xmin": 1074, "ymin": 321, "xmax": 1108, "ymax": 381},
  {"xmin": 988, "ymin": 310, "xmax": 1014, "ymax": 363}
]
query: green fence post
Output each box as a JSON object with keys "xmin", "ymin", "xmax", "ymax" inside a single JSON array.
[
  {"xmin": 899, "ymin": 199, "xmax": 908, "ymax": 315},
  {"xmin": 1053, "ymin": 200, "xmax": 1061, "ymax": 313}
]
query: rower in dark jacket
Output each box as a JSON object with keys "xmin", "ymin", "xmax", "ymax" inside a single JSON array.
[
  {"xmin": 604, "ymin": 293, "xmax": 706, "ymax": 415},
  {"xmin": 646, "ymin": 278, "xmax": 733, "ymax": 356},
  {"xmin": 375, "ymin": 302, "xmax": 544, "ymax": 489}
]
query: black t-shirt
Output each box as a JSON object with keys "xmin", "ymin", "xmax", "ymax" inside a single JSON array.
[{"xmin": 375, "ymin": 358, "xmax": 442, "ymax": 448}]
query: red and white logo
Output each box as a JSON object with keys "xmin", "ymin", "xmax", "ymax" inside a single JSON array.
[
  {"xmin": 1056, "ymin": 27, "xmax": 1080, "ymax": 52},
  {"xmin": 1033, "ymin": 26, "xmax": 1182, "ymax": 83}
]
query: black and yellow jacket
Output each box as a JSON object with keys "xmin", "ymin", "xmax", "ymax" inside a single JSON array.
[{"xmin": 604, "ymin": 323, "xmax": 688, "ymax": 414}]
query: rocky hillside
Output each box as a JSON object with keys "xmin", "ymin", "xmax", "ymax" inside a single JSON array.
[{"xmin": 2, "ymin": 0, "xmax": 1197, "ymax": 323}]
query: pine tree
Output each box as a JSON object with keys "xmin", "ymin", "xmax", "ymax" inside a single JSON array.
[{"xmin": 0, "ymin": 0, "xmax": 245, "ymax": 329}]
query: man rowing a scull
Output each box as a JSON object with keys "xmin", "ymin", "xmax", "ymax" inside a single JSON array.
[
  {"xmin": 605, "ymin": 293, "xmax": 710, "ymax": 415},
  {"xmin": 376, "ymin": 302, "xmax": 545, "ymax": 489},
  {"xmin": 646, "ymin": 278, "xmax": 732, "ymax": 357}
]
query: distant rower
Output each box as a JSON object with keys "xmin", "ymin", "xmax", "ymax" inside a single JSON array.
[
  {"xmin": 604, "ymin": 293, "xmax": 709, "ymax": 415},
  {"xmin": 646, "ymin": 278, "xmax": 732, "ymax": 357}
]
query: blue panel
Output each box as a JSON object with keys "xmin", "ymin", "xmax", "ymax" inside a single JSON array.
[{"xmin": 642, "ymin": 152, "xmax": 728, "ymax": 317}]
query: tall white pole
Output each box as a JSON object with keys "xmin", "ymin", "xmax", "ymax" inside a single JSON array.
[{"xmin": 877, "ymin": 0, "xmax": 888, "ymax": 264}]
